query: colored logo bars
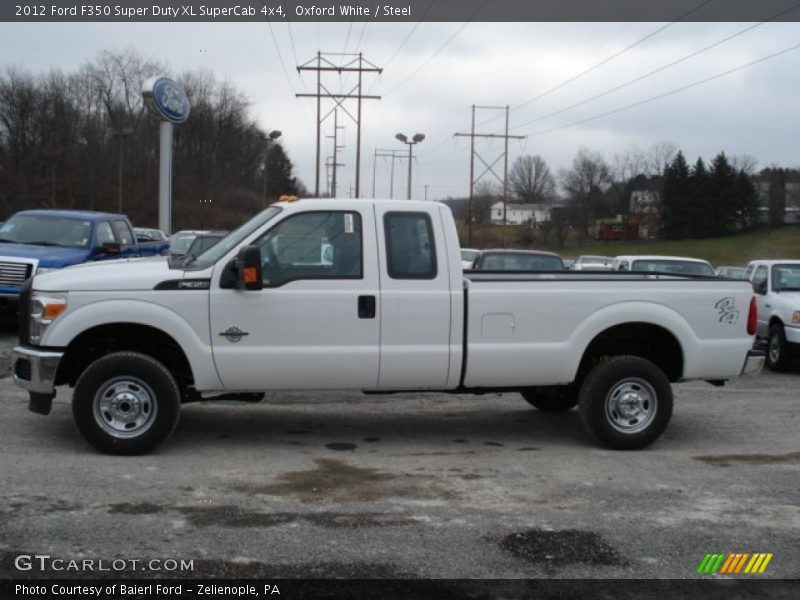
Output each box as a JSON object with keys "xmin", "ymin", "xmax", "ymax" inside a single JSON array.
[{"xmin": 697, "ymin": 552, "xmax": 773, "ymax": 575}]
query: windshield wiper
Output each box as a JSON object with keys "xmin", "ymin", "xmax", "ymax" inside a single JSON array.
[{"xmin": 24, "ymin": 241, "xmax": 64, "ymax": 247}]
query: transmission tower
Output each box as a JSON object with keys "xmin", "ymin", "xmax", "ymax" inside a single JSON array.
[
  {"xmin": 454, "ymin": 105, "xmax": 526, "ymax": 245},
  {"xmin": 297, "ymin": 52, "xmax": 382, "ymax": 198},
  {"xmin": 325, "ymin": 109, "xmax": 345, "ymax": 197}
]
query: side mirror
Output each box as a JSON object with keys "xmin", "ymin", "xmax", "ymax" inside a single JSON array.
[
  {"xmin": 95, "ymin": 242, "xmax": 121, "ymax": 255},
  {"xmin": 235, "ymin": 245, "xmax": 263, "ymax": 291}
]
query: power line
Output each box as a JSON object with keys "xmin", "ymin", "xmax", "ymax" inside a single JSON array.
[
  {"xmin": 382, "ymin": 0, "xmax": 490, "ymax": 97},
  {"xmin": 513, "ymin": 4, "xmax": 800, "ymax": 130},
  {"xmin": 523, "ymin": 41, "xmax": 800, "ymax": 139},
  {"xmin": 267, "ymin": 19, "xmax": 298, "ymax": 96}
]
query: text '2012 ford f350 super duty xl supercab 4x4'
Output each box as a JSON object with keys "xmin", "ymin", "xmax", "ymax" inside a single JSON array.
[{"xmin": 12, "ymin": 199, "xmax": 764, "ymax": 454}]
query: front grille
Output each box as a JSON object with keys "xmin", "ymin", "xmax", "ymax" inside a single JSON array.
[
  {"xmin": 0, "ymin": 260, "xmax": 33, "ymax": 287},
  {"xmin": 18, "ymin": 278, "xmax": 32, "ymax": 345}
]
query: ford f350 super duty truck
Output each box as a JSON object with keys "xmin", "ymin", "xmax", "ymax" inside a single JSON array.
[{"xmin": 11, "ymin": 199, "xmax": 764, "ymax": 454}]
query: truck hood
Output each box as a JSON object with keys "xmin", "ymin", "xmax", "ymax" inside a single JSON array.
[
  {"xmin": 32, "ymin": 256, "xmax": 194, "ymax": 292},
  {"xmin": 0, "ymin": 243, "xmax": 88, "ymax": 268},
  {"xmin": 776, "ymin": 291, "xmax": 800, "ymax": 306}
]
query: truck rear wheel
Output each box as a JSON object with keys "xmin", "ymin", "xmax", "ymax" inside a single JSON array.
[
  {"xmin": 578, "ymin": 356, "xmax": 672, "ymax": 450},
  {"xmin": 766, "ymin": 323, "xmax": 791, "ymax": 372},
  {"xmin": 521, "ymin": 385, "xmax": 578, "ymax": 412},
  {"xmin": 73, "ymin": 352, "xmax": 181, "ymax": 454}
]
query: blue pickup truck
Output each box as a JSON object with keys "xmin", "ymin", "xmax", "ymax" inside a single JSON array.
[{"xmin": 0, "ymin": 209, "xmax": 168, "ymax": 317}]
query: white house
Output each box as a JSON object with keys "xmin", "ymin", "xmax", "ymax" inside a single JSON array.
[{"xmin": 490, "ymin": 202, "xmax": 551, "ymax": 225}]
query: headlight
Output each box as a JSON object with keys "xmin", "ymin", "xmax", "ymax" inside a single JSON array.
[
  {"xmin": 36, "ymin": 267, "xmax": 58, "ymax": 275},
  {"xmin": 792, "ymin": 311, "xmax": 800, "ymax": 324},
  {"xmin": 30, "ymin": 292, "xmax": 68, "ymax": 345}
]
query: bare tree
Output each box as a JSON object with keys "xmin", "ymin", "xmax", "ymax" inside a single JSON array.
[
  {"xmin": 645, "ymin": 141, "xmax": 678, "ymax": 177},
  {"xmin": 730, "ymin": 154, "xmax": 759, "ymax": 175},
  {"xmin": 509, "ymin": 154, "xmax": 555, "ymax": 205},
  {"xmin": 560, "ymin": 147, "xmax": 610, "ymax": 239}
]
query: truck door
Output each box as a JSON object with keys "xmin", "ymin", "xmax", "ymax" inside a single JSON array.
[
  {"xmin": 209, "ymin": 208, "xmax": 380, "ymax": 390},
  {"xmin": 373, "ymin": 207, "xmax": 452, "ymax": 389}
]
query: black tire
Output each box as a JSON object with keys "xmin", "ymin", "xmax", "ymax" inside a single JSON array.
[
  {"xmin": 521, "ymin": 385, "xmax": 578, "ymax": 412},
  {"xmin": 72, "ymin": 351, "xmax": 181, "ymax": 455},
  {"xmin": 766, "ymin": 323, "xmax": 792, "ymax": 372},
  {"xmin": 578, "ymin": 356, "xmax": 672, "ymax": 450}
]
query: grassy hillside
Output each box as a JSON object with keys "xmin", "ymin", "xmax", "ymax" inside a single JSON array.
[{"xmin": 562, "ymin": 226, "xmax": 800, "ymax": 266}]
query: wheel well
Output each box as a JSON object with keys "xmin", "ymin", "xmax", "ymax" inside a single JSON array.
[
  {"xmin": 768, "ymin": 316, "xmax": 784, "ymax": 330},
  {"xmin": 55, "ymin": 324, "xmax": 195, "ymax": 397},
  {"xmin": 577, "ymin": 323, "xmax": 683, "ymax": 384}
]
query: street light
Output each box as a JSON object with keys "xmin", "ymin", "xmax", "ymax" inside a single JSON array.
[
  {"xmin": 114, "ymin": 127, "xmax": 134, "ymax": 214},
  {"xmin": 395, "ymin": 132, "xmax": 425, "ymax": 200},
  {"xmin": 261, "ymin": 130, "xmax": 282, "ymax": 208}
]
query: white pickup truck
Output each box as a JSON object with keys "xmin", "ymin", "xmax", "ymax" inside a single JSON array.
[
  {"xmin": 12, "ymin": 199, "xmax": 763, "ymax": 454},
  {"xmin": 746, "ymin": 259, "xmax": 800, "ymax": 371}
]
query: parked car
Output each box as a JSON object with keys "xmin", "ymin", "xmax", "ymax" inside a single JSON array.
[
  {"xmin": 746, "ymin": 259, "xmax": 800, "ymax": 371},
  {"xmin": 611, "ymin": 255, "xmax": 715, "ymax": 276},
  {"xmin": 133, "ymin": 227, "xmax": 170, "ymax": 255},
  {"xmin": 12, "ymin": 199, "xmax": 762, "ymax": 454},
  {"xmin": 184, "ymin": 231, "xmax": 228, "ymax": 261},
  {"xmin": 0, "ymin": 209, "xmax": 166, "ymax": 317},
  {"xmin": 460, "ymin": 248, "xmax": 479, "ymax": 270},
  {"xmin": 715, "ymin": 265, "xmax": 748, "ymax": 280},
  {"xmin": 168, "ymin": 230, "xmax": 206, "ymax": 260},
  {"xmin": 471, "ymin": 249, "xmax": 565, "ymax": 271},
  {"xmin": 571, "ymin": 255, "xmax": 614, "ymax": 271}
]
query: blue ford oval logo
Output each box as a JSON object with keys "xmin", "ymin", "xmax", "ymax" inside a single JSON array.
[{"xmin": 142, "ymin": 76, "xmax": 190, "ymax": 123}]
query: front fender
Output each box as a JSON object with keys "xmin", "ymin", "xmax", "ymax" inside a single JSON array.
[{"xmin": 42, "ymin": 297, "xmax": 222, "ymax": 390}]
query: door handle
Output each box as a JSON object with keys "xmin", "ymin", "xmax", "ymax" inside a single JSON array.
[{"xmin": 358, "ymin": 295, "xmax": 376, "ymax": 319}]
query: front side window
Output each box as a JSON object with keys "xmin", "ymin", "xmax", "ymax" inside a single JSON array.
[
  {"xmin": 384, "ymin": 212, "xmax": 437, "ymax": 279},
  {"xmin": 111, "ymin": 220, "xmax": 134, "ymax": 246},
  {"xmin": 254, "ymin": 211, "xmax": 362, "ymax": 287},
  {"xmin": 96, "ymin": 222, "xmax": 116, "ymax": 246}
]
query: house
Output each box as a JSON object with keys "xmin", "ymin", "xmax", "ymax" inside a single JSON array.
[{"xmin": 490, "ymin": 202, "xmax": 551, "ymax": 225}]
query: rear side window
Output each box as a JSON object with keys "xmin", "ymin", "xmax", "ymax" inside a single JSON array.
[{"xmin": 384, "ymin": 212, "xmax": 437, "ymax": 279}]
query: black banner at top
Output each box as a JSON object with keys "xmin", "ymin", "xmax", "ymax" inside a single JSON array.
[{"xmin": 4, "ymin": 0, "xmax": 800, "ymax": 23}]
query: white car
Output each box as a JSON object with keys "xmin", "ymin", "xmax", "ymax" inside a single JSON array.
[
  {"xmin": 571, "ymin": 255, "xmax": 614, "ymax": 271},
  {"xmin": 460, "ymin": 248, "xmax": 479, "ymax": 270},
  {"xmin": 746, "ymin": 259, "xmax": 800, "ymax": 371},
  {"xmin": 611, "ymin": 255, "xmax": 715, "ymax": 277},
  {"xmin": 715, "ymin": 265, "xmax": 748, "ymax": 280}
]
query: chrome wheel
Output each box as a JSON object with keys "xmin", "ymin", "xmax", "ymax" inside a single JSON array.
[
  {"xmin": 769, "ymin": 332, "xmax": 781, "ymax": 365},
  {"xmin": 604, "ymin": 377, "xmax": 657, "ymax": 434},
  {"xmin": 93, "ymin": 377, "xmax": 158, "ymax": 439}
]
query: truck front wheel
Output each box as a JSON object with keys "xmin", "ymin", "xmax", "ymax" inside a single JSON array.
[
  {"xmin": 73, "ymin": 352, "xmax": 181, "ymax": 454},
  {"xmin": 578, "ymin": 356, "xmax": 672, "ymax": 450},
  {"xmin": 766, "ymin": 323, "xmax": 791, "ymax": 372}
]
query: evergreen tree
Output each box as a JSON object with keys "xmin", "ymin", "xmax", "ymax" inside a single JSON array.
[
  {"xmin": 661, "ymin": 151, "xmax": 690, "ymax": 238},
  {"xmin": 689, "ymin": 157, "xmax": 709, "ymax": 237},
  {"xmin": 709, "ymin": 152, "xmax": 737, "ymax": 236},
  {"xmin": 769, "ymin": 168, "xmax": 786, "ymax": 228},
  {"xmin": 733, "ymin": 170, "xmax": 757, "ymax": 231}
]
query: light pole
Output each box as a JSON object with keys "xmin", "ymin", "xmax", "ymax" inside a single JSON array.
[
  {"xmin": 395, "ymin": 132, "xmax": 425, "ymax": 200},
  {"xmin": 115, "ymin": 127, "xmax": 133, "ymax": 214},
  {"xmin": 261, "ymin": 130, "xmax": 282, "ymax": 208}
]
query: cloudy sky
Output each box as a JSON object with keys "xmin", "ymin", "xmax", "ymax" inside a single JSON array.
[{"xmin": 2, "ymin": 19, "xmax": 799, "ymax": 200}]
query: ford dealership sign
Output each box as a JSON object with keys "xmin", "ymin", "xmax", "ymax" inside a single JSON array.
[{"xmin": 142, "ymin": 76, "xmax": 190, "ymax": 123}]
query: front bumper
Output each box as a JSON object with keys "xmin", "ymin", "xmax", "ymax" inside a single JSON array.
[
  {"xmin": 741, "ymin": 349, "xmax": 765, "ymax": 377},
  {"xmin": 784, "ymin": 325, "xmax": 800, "ymax": 345},
  {"xmin": 12, "ymin": 345, "xmax": 63, "ymax": 395}
]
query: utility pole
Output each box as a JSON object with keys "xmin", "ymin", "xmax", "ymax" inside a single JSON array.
[
  {"xmin": 455, "ymin": 105, "xmax": 525, "ymax": 246},
  {"xmin": 325, "ymin": 109, "xmax": 345, "ymax": 197},
  {"xmin": 372, "ymin": 149, "xmax": 406, "ymax": 198},
  {"xmin": 297, "ymin": 52, "xmax": 381, "ymax": 198}
]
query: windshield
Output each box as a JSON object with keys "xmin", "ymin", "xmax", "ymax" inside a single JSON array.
[
  {"xmin": 0, "ymin": 214, "xmax": 93, "ymax": 249},
  {"xmin": 478, "ymin": 252, "xmax": 564, "ymax": 271},
  {"xmin": 632, "ymin": 259, "xmax": 714, "ymax": 276},
  {"xmin": 169, "ymin": 234, "xmax": 197, "ymax": 255},
  {"xmin": 191, "ymin": 206, "xmax": 283, "ymax": 266},
  {"xmin": 772, "ymin": 264, "xmax": 800, "ymax": 291}
]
